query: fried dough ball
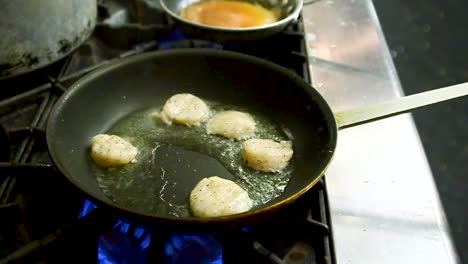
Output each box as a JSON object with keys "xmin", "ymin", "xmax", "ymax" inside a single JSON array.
[
  {"xmin": 206, "ymin": 110, "xmax": 256, "ymax": 139},
  {"xmin": 242, "ymin": 139, "xmax": 293, "ymax": 172},
  {"xmin": 91, "ymin": 134, "xmax": 138, "ymax": 167},
  {"xmin": 157, "ymin": 93, "xmax": 209, "ymax": 126},
  {"xmin": 190, "ymin": 176, "xmax": 253, "ymax": 217}
]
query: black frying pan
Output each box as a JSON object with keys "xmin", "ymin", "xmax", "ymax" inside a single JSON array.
[{"xmin": 47, "ymin": 49, "xmax": 468, "ymax": 230}]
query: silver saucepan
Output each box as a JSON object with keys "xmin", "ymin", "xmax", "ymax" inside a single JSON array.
[
  {"xmin": 0, "ymin": 0, "xmax": 97, "ymax": 80},
  {"xmin": 159, "ymin": 0, "xmax": 304, "ymax": 41}
]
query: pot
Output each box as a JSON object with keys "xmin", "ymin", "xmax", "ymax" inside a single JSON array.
[
  {"xmin": 159, "ymin": 0, "xmax": 303, "ymax": 41},
  {"xmin": 0, "ymin": 0, "xmax": 97, "ymax": 80}
]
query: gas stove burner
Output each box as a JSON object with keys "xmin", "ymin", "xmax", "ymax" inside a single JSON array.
[
  {"xmin": 156, "ymin": 28, "xmax": 224, "ymax": 50},
  {"xmin": 74, "ymin": 185, "xmax": 331, "ymax": 264},
  {"xmin": 158, "ymin": 39, "xmax": 224, "ymax": 50}
]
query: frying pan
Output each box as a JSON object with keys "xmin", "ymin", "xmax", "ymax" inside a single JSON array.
[{"xmin": 47, "ymin": 49, "xmax": 468, "ymax": 230}]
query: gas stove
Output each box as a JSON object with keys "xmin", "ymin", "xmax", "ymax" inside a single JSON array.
[{"xmin": 0, "ymin": 1, "xmax": 334, "ymax": 263}]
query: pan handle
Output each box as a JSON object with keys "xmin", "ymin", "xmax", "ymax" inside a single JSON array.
[{"xmin": 334, "ymin": 82, "xmax": 468, "ymax": 130}]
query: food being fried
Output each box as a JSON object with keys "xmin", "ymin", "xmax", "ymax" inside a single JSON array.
[
  {"xmin": 155, "ymin": 93, "xmax": 209, "ymax": 126},
  {"xmin": 242, "ymin": 138, "xmax": 293, "ymax": 172},
  {"xmin": 91, "ymin": 134, "xmax": 138, "ymax": 167},
  {"xmin": 190, "ymin": 176, "xmax": 253, "ymax": 217},
  {"xmin": 206, "ymin": 110, "xmax": 256, "ymax": 139}
]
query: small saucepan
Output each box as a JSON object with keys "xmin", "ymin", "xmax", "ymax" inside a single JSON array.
[
  {"xmin": 47, "ymin": 49, "xmax": 467, "ymax": 230},
  {"xmin": 159, "ymin": 0, "xmax": 304, "ymax": 41}
]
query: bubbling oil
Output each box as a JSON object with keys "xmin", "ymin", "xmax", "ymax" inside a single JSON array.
[
  {"xmin": 180, "ymin": 0, "xmax": 279, "ymax": 28},
  {"xmin": 93, "ymin": 100, "xmax": 293, "ymax": 217}
]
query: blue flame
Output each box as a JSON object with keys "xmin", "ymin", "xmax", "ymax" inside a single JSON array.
[
  {"xmin": 163, "ymin": 233, "xmax": 223, "ymax": 264},
  {"xmin": 157, "ymin": 29, "xmax": 224, "ymax": 50},
  {"xmin": 159, "ymin": 29, "xmax": 187, "ymax": 44},
  {"xmin": 78, "ymin": 199, "xmax": 97, "ymax": 219},
  {"xmin": 79, "ymin": 200, "xmax": 152, "ymax": 264},
  {"xmin": 78, "ymin": 200, "xmax": 224, "ymax": 264},
  {"xmin": 97, "ymin": 221, "xmax": 152, "ymax": 264}
]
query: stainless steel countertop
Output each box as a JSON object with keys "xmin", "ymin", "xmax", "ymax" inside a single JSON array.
[{"xmin": 302, "ymin": 1, "xmax": 459, "ymax": 263}]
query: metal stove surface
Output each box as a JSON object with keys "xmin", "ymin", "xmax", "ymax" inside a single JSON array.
[{"xmin": 302, "ymin": 1, "xmax": 459, "ymax": 263}]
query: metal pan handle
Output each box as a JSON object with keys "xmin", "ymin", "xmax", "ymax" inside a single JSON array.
[{"xmin": 334, "ymin": 82, "xmax": 468, "ymax": 130}]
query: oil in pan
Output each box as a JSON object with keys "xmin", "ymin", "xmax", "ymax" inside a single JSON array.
[{"xmin": 93, "ymin": 100, "xmax": 293, "ymax": 217}]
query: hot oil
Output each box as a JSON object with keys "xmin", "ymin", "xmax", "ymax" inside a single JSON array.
[
  {"xmin": 179, "ymin": 0, "xmax": 279, "ymax": 28},
  {"xmin": 93, "ymin": 101, "xmax": 293, "ymax": 217}
]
